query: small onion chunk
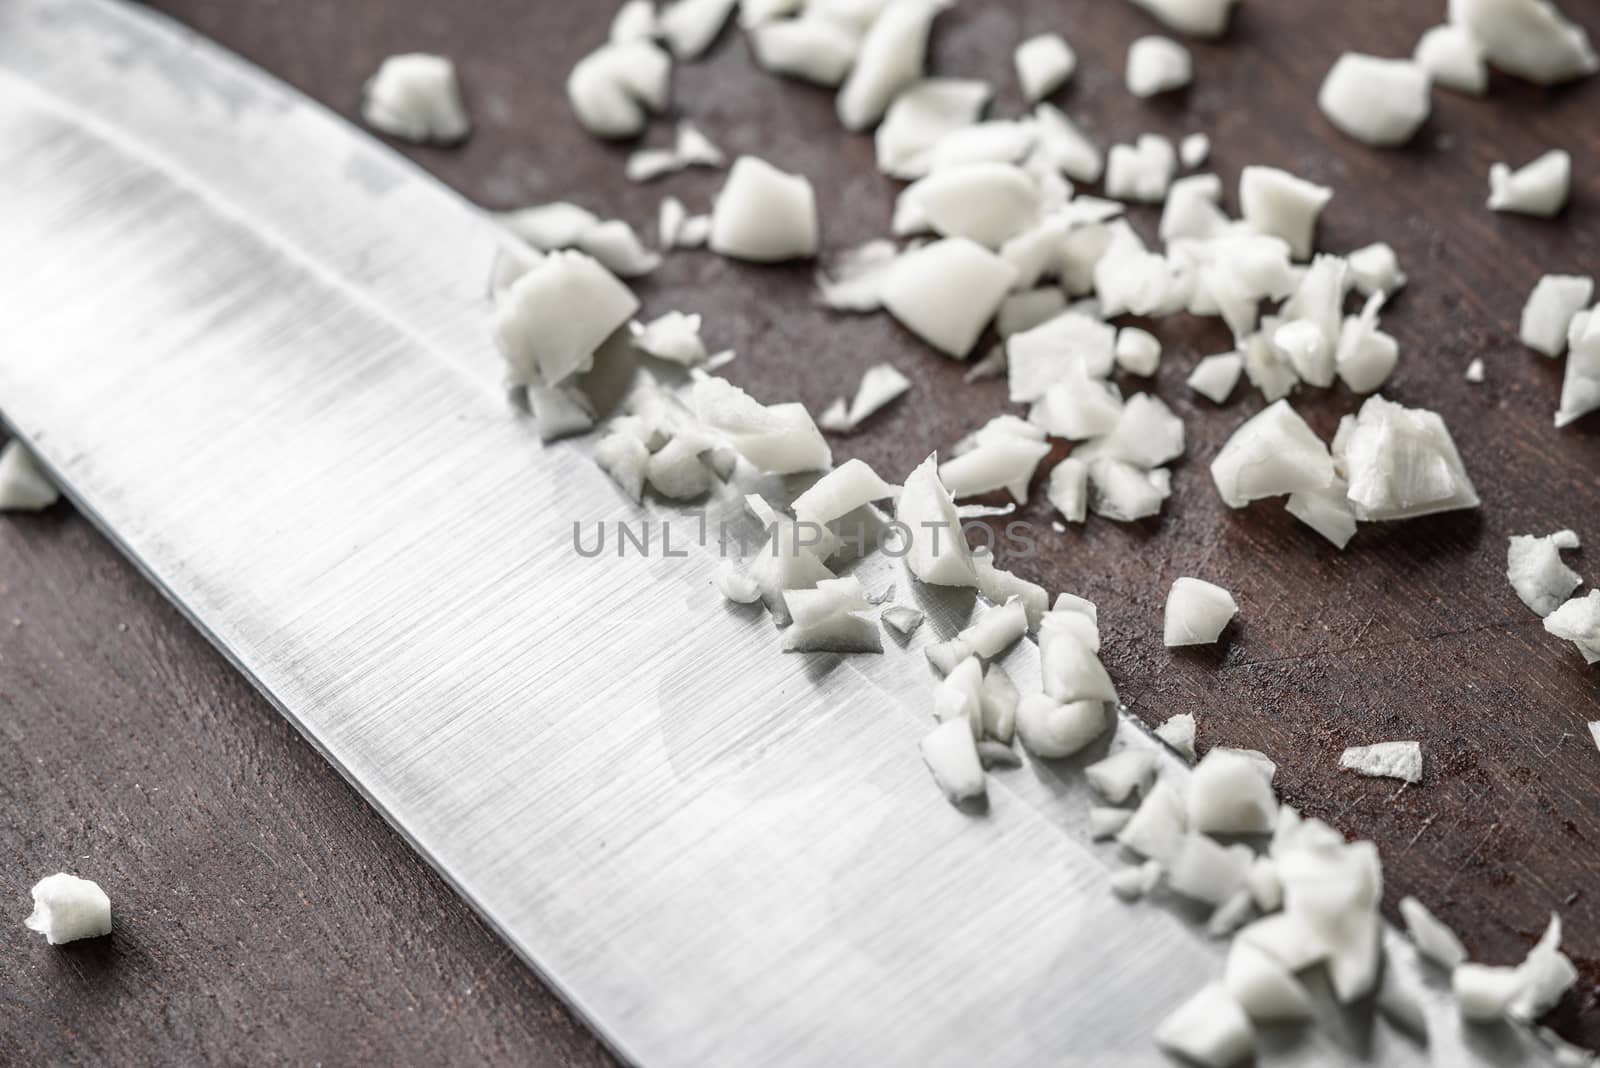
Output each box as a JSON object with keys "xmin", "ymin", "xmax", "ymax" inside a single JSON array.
[
  {"xmin": 1188, "ymin": 748, "xmax": 1277, "ymax": 834},
  {"xmin": 1126, "ymin": 0, "xmax": 1240, "ymax": 39},
  {"xmin": 1153, "ymin": 983, "xmax": 1255, "ymax": 1068},
  {"xmin": 1520, "ymin": 274, "xmax": 1593, "ymax": 356},
  {"xmin": 1016, "ymin": 694, "xmax": 1107, "ymax": 758},
  {"xmin": 567, "ymin": 41, "xmax": 673, "ymax": 139},
  {"xmin": 710, "ymin": 156, "xmax": 819, "ymax": 262},
  {"xmin": 1086, "ymin": 748, "xmax": 1156, "ymax": 804},
  {"xmin": 1448, "ymin": 0, "xmax": 1598, "ymax": 86},
  {"xmin": 876, "ymin": 79, "xmax": 993, "ymax": 180},
  {"xmin": 1210, "ymin": 399, "xmax": 1334, "ymax": 509},
  {"xmin": 1110, "ymin": 859, "xmax": 1165, "ymax": 901},
  {"xmin": 1488, "ymin": 149, "xmax": 1571, "ymax": 217},
  {"xmin": 1415, "ymin": 23, "xmax": 1488, "ymax": 93},
  {"xmin": 896, "ymin": 453, "xmax": 978, "ymax": 587},
  {"xmin": 1339, "ymin": 740, "xmax": 1423, "ymax": 784},
  {"xmin": 920, "ymin": 717, "xmax": 986, "ymax": 802},
  {"xmin": 1118, "ymin": 779, "xmax": 1188, "ymax": 862},
  {"xmin": 1335, "ymin": 395, "xmax": 1479, "ymax": 520},
  {"xmin": 1506, "ymin": 529, "xmax": 1582, "ymax": 616},
  {"xmin": 1155, "ymin": 712, "xmax": 1197, "ymax": 763},
  {"xmin": 1317, "ymin": 54, "xmax": 1431, "ymax": 148},
  {"xmin": 1126, "ymin": 36, "xmax": 1193, "ymax": 97},
  {"xmin": 1105, "ymin": 134, "xmax": 1177, "ymax": 203},
  {"xmin": 1225, "ymin": 943, "xmax": 1315, "ymax": 1021},
  {"xmin": 1399, "ymin": 895, "xmax": 1468, "ymax": 969},
  {"xmin": 658, "ymin": 0, "xmax": 738, "ymax": 59},
  {"xmin": 1164, "ymin": 578, "xmax": 1238, "ymax": 648},
  {"xmin": 362, "ymin": 54, "xmax": 471, "ymax": 144},
  {"xmin": 495, "ymin": 251, "xmax": 639, "ymax": 387},
  {"xmin": 782, "ymin": 576, "xmax": 882, "ymax": 653},
  {"xmin": 836, "ymin": 0, "xmax": 942, "ymax": 131},
  {"xmin": 693, "ymin": 377, "xmax": 832, "ymax": 474},
  {"xmin": 881, "ymin": 238, "xmax": 1018, "ymax": 357},
  {"xmin": 0, "ymin": 442, "xmax": 59, "ymax": 512},
  {"xmin": 1543, "ymin": 589, "xmax": 1600, "ymax": 663},
  {"xmin": 24, "ymin": 872, "xmax": 112, "ymax": 945},
  {"xmin": 1187, "ymin": 353, "xmax": 1243, "ymax": 404},
  {"xmin": 818, "ymin": 363, "xmax": 912, "ymax": 433},
  {"xmin": 1015, "ymin": 33, "xmax": 1078, "ymax": 102},
  {"xmin": 1046, "ymin": 457, "xmax": 1089, "ymax": 524},
  {"xmin": 1239, "ymin": 166, "xmax": 1332, "ymax": 261}
]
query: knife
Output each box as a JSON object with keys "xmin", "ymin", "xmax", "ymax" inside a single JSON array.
[{"xmin": 0, "ymin": 1, "xmax": 1567, "ymax": 1064}]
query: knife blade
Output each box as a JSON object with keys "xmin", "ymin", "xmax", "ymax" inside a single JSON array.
[{"xmin": 0, "ymin": 1, "xmax": 1562, "ymax": 1064}]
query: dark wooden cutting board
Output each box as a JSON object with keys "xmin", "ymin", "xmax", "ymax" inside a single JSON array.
[{"xmin": 2, "ymin": 0, "xmax": 1597, "ymax": 1060}]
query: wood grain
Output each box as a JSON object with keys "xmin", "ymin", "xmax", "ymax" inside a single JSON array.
[{"xmin": 1, "ymin": 0, "xmax": 1596, "ymax": 1058}]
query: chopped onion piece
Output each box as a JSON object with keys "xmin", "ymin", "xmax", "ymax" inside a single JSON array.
[
  {"xmin": 658, "ymin": 0, "xmax": 738, "ymax": 59},
  {"xmin": 1016, "ymin": 694, "xmax": 1107, "ymax": 758},
  {"xmin": 1448, "ymin": 0, "xmax": 1597, "ymax": 85},
  {"xmin": 646, "ymin": 435, "xmax": 713, "ymax": 499},
  {"xmin": 1454, "ymin": 962, "xmax": 1526, "ymax": 1022},
  {"xmin": 1110, "ymin": 859, "xmax": 1164, "ymax": 901},
  {"xmin": 362, "ymin": 54, "xmax": 471, "ymax": 144},
  {"xmin": 23, "ymin": 873, "xmax": 112, "ymax": 945},
  {"xmin": 1014, "ymin": 33, "xmax": 1077, "ymax": 102},
  {"xmin": 783, "ymin": 576, "xmax": 882, "ymax": 652},
  {"xmin": 1239, "ymin": 166, "xmax": 1332, "ymax": 262},
  {"xmin": 658, "ymin": 196, "xmax": 688, "ymax": 249},
  {"xmin": 528, "ymin": 385, "xmax": 596, "ymax": 442},
  {"xmin": 1590, "ymin": 720, "xmax": 1600, "ymax": 753},
  {"xmin": 915, "ymin": 163, "xmax": 1042, "ymax": 249},
  {"xmin": 1346, "ymin": 241, "xmax": 1408, "ymax": 297},
  {"xmin": 714, "ymin": 561, "xmax": 763, "ymax": 604},
  {"xmin": 710, "ymin": 156, "xmax": 819, "ymax": 262},
  {"xmin": 1510, "ymin": 913, "xmax": 1579, "ymax": 1021},
  {"xmin": 1161, "ymin": 174, "xmax": 1227, "ymax": 243},
  {"xmin": 610, "ymin": 0, "xmax": 657, "ymax": 41},
  {"xmin": 1088, "ymin": 460, "xmax": 1170, "ymax": 522},
  {"xmin": 920, "ymin": 717, "xmax": 986, "ymax": 802},
  {"xmin": 933, "ymin": 654, "xmax": 985, "ymax": 734},
  {"xmin": 1118, "ymin": 779, "xmax": 1188, "ymax": 863},
  {"xmin": 791, "ymin": 459, "xmax": 900, "ymax": 529},
  {"xmin": 693, "ymin": 377, "xmax": 832, "ymax": 473},
  {"xmin": 1340, "ymin": 740, "xmax": 1423, "ymax": 783},
  {"xmin": 1126, "ymin": 0, "xmax": 1239, "ymax": 38},
  {"xmin": 1155, "ymin": 712, "xmax": 1197, "ymax": 762},
  {"xmin": 1520, "ymin": 274, "xmax": 1593, "ymax": 356},
  {"xmin": 1126, "ymin": 36, "xmax": 1193, "ymax": 97},
  {"xmin": 1090, "ymin": 806, "xmax": 1133, "ymax": 840},
  {"xmin": 980, "ymin": 664, "xmax": 1020, "ymax": 742},
  {"xmin": 875, "ymin": 78, "xmax": 992, "ymax": 180},
  {"xmin": 972, "ymin": 549, "xmax": 1049, "ymax": 631},
  {"xmin": 1246, "ymin": 857, "xmax": 1282, "ymax": 913},
  {"xmin": 679, "ymin": 214, "xmax": 712, "ymax": 247},
  {"xmin": 1317, "ymin": 54, "xmax": 1431, "ymax": 148},
  {"xmin": 836, "ymin": 0, "xmax": 942, "ymax": 131},
  {"xmin": 1286, "ymin": 478, "xmax": 1358, "ymax": 549},
  {"xmin": 976, "ymin": 739, "xmax": 1022, "ymax": 769},
  {"xmin": 1543, "ymin": 590, "xmax": 1600, "ymax": 663},
  {"xmin": 1031, "ymin": 104, "xmax": 1105, "ymax": 184},
  {"xmin": 1415, "ymin": 23, "xmax": 1488, "ymax": 93},
  {"xmin": 594, "ymin": 432, "xmax": 651, "ymax": 502},
  {"xmin": 1006, "ymin": 312, "xmax": 1117, "ymax": 402},
  {"xmin": 939, "ymin": 436, "xmax": 1051, "ymax": 502},
  {"xmin": 1558, "ymin": 308, "xmax": 1600, "ymax": 426},
  {"xmin": 1399, "ymin": 895, "xmax": 1468, "ymax": 969},
  {"xmin": 1046, "ymin": 457, "xmax": 1089, "ymax": 524},
  {"xmin": 1465, "ymin": 357, "xmax": 1486, "ymax": 383},
  {"xmin": 495, "ymin": 251, "xmax": 639, "ymax": 387},
  {"xmin": 630, "ymin": 311, "xmax": 708, "ymax": 366},
  {"xmin": 1507, "ymin": 529, "xmax": 1582, "ymax": 616},
  {"xmin": 0, "ymin": 442, "xmax": 59, "ymax": 512},
  {"xmin": 1087, "ymin": 748, "xmax": 1156, "ymax": 804},
  {"xmin": 1488, "ymin": 149, "xmax": 1571, "ymax": 216},
  {"xmin": 1105, "ymin": 134, "xmax": 1177, "ymax": 203},
  {"xmin": 1335, "ymin": 395, "xmax": 1479, "ymax": 520},
  {"xmin": 896, "ymin": 454, "xmax": 978, "ymax": 588},
  {"xmin": 567, "ymin": 41, "xmax": 673, "ymax": 139},
  {"xmin": 998, "ymin": 288, "xmax": 1068, "ymax": 338},
  {"xmin": 1179, "ymin": 132, "xmax": 1210, "ymax": 169},
  {"xmin": 881, "ymin": 238, "xmax": 1018, "ymax": 357},
  {"xmin": 1040, "ymin": 625, "xmax": 1118, "ymax": 705},
  {"xmin": 1211, "ymin": 400, "xmax": 1335, "ymax": 509},
  {"xmin": 576, "ymin": 219, "xmax": 663, "ymax": 278},
  {"xmin": 1236, "ymin": 913, "xmax": 1328, "ymax": 973},
  {"xmin": 1334, "ymin": 294, "xmax": 1401, "ymax": 394},
  {"xmin": 882, "ymin": 604, "xmax": 925, "ymax": 635},
  {"xmin": 1188, "ymin": 748, "xmax": 1276, "ymax": 834},
  {"xmin": 1225, "ymin": 943, "xmax": 1314, "ymax": 1021},
  {"xmin": 815, "ymin": 240, "xmax": 901, "ymax": 313},
  {"xmin": 1114, "ymin": 328, "xmax": 1162, "ymax": 377},
  {"xmin": 750, "ymin": 15, "xmax": 861, "ymax": 86},
  {"xmin": 1153, "ymin": 983, "xmax": 1255, "ymax": 1068},
  {"xmin": 1186, "ymin": 353, "xmax": 1242, "ymax": 405},
  {"xmin": 819, "ymin": 363, "xmax": 912, "ymax": 432}
]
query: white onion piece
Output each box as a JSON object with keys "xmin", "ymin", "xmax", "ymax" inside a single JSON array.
[
  {"xmin": 0, "ymin": 442, "xmax": 59, "ymax": 512},
  {"xmin": 488, "ymin": 241, "xmax": 542, "ymax": 298},
  {"xmin": 610, "ymin": 0, "xmax": 657, "ymax": 41},
  {"xmin": 1110, "ymin": 859, "xmax": 1164, "ymax": 901},
  {"xmin": 1114, "ymin": 328, "xmax": 1162, "ymax": 377},
  {"xmin": 630, "ymin": 311, "xmax": 708, "ymax": 365},
  {"xmin": 594, "ymin": 432, "xmax": 651, "ymax": 502},
  {"xmin": 1170, "ymin": 835, "xmax": 1253, "ymax": 907},
  {"xmin": 658, "ymin": 0, "xmax": 738, "ymax": 59},
  {"xmin": 836, "ymin": 0, "xmax": 942, "ymax": 131},
  {"xmin": 362, "ymin": 54, "xmax": 470, "ymax": 144},
  {"xmin": 528, "ymin": 385, "xmax": 596, "ymax": 442},
  {"xmin": 1448, "ymin": 0, "xmax": 1598, "ymax": 85},
  {"xmin": 1160, "ymin": 173, "xmax": 1227, "ymax": 243},
  {"xmin": 896, "ymin": 453, "xmax": 978, "ymax": 587},
  {"xmin": 1155, "ymin": 712, "xmax": 1197, "ymax": 762},
  {"xmin": 1346, "ymin": 241, "xmax": 1408, "ymax": 297},
  {"xmin": 693, "ymin": 377, "xmax": 832, "ymax": 473},
  {"xmin": 1118, "ymin": 779, "xmax": 1188, "ymax": 862},
  {"xmin": 1087, "ymin": 749, "xmax": 1156, "ymax": 804},
  {"xmin": 1454, "ymin": 962, "xmax": 1527, "ymax": 1022},
  {"xmin": 1006, "ymin": 312, "xmax": 1117, "ymax": 402},
  {"xmin": 815, "ymin": 239, "xmax": 901, "ymax": 313},
  {"xmin": 922, "ymin": 120, "xmax": 1037, "ymax": 173},
  {"xmin": 627, "ymin": 121, "xmax": 727, "ymax": 182},
  {"xmin": 1520, "ymin": 274, "xmax": 1593, "ymax": 356},
  {"xmin": 499, "ymin": 202, "xmax": 599, "ymax": 250},
  {"xmin": 1104, "ymin": 134, "xmax": 1177, "ymax": 203},
  {"xmin": 962, "ymin": 598, "xmax": 1030, "ymax": 660},
  {"xmin": 1590, "ymin": 720, "xmax": 1600, "ymax": 753},
  {"xmin": 1211, "ymin": 400, "xmax": 1334, "ymax": 509},
  {"xmin": 819, "ymin": 363, "xmax": 912, "ymax": 432},
  {"xmin": 1335, "ymin": 395, "xmax": 1479, "ymax": 520},
  {"xmin": 1085, "ymin": 461, "xmax": 1166, "ymax": 521},
  {"xmin": 925, "ymin": 638, "xmax": 972, "ymax": 676},
  {"xmin": 1275, "ymin": 833, "xmax": 1383, "ymax": 1003},
  {"xmin": 714, "ymin": 561, "xmax": 764, "ymax": 604},
  {"xmin": 567, "ymin": 41, "xmax": 673, "ymax": 139},
  {"xmin": 1399, "ymin": 895, "xmax": 1468, "ymax": 970},
  {"xmin": 1089, "ymin": 806, "xmax": 1133, "ymax": 840},
  {"xmin": 1127, "ymin": 0, "xmax": 1239, "ymax": 37},
  {"xmin": 1042, "ymin": 594, "xmax": 1101, "ymax": 652},
  {"xmin": 1179, "ymin": 132, "xmax": 1210, "ymax": 169},
  {"xmin": 1030, "ymin": 376, "xmax": 1125, "ymax": 443},
  {"xmin": 1187, "ymin": 748, "xmax": 1276, "ymax": 834},
  {"xmin": 710, "ymin": 156, "xmax": 819, "ymax": 262},
  {"xmin": 1207, "ymin": 892, "xmax": 1256, "ymax": 939},
  {"xmin": 1031, "ymin": 104, "xmax": 1104, "ymax": 184},
  {"xmin": 1039, "ymin": 626, "xmax": 1118, "ymax": 705},
  {"xmin": 1012, "ymin": 33, "xmax": 1076, "ymax": 103},
  {"xmin": 882, "ymin": 604, "xmax": 925, "ymax": 634},
  {"xmin": 23, "ymin": 873, "xmax": 112, "ymax": 945},
  {"xmin": 791, "ymin": 459, "xmax": 900, "ymax": 529},
  {"xmin": 980, "ymin": 664, "xmax": 1020, "ymax": 742},
  {"xmin": 875, "ymin": 78, "xmax": 992, "ymax": 179},
  {"xmin": 998, "ymin": 288, "xmax": 1068, "ymax": 338},
  {"xmin": 1558, "ymin": 308, "xmax": 1600, "ymax": 426},
  {"xmin": 574, "ymin": 219, "xmax": 663, "ymax": 278},
  {"xmin": 939, "ymin": 437, "xmax": 1051, "ymax": 502},
  {"xmin": 1239, "ymin": 165, "xmax": 1332, "ymax": 261},
  {"xmin": 1153, "ymin": 984, "xmax": 1254, "ymax": 1068},
  {"xmin": 1080, "ymin": 394, "xmax": 1185, "ymax": 469},
  {"xmin": 1015, "ymin": 694, "xmax": 1107, "ymax": 758},
  {"xmin": 1507, "ymin": 529, "xmax": 1582, "ymax": 616},
  {"xmin": 1510, "ymin": 913, "xmax": 1579, "ymax": 1021},
  {"xmin": 1339, "ymin": 740, "xmax": 1423, "ymax": 783},
  {"xmin": 1236, "ymin": 913, "xmax": 1328, "ymax": 973},
  {"xmin": 1093, "ymin": 238, "xmax": 1183, "ymax": 317},
  {"xmin": 1334, "ymin": 295, "xmax": 1401, "ymax": 394},
  {"xmin": 658, "ymin": 196, "xmax": 688, "ymax": 248},
  {"xmin": 977, "ymin": 739, "xmax": 1022, "ymax": 769},
  {"xmin": 1286, "ymin": 478, "xmax": 1358, "ymax": 549},
  {"xmin": 1126, "ymin": 36, "xmax": 1193, "ymax": 97},
  {"xmin": 1224, "ymin": 943, "xmax": 1315, "ymax": 1021},
  {"xmin": 678, "ymin": 214, "xmax": 712, "ymax": 247},
  {"xmin": 1415, "ymin": 23, "xmax": 1489, "ymax": 93},
  {"xmin": 934, "ymin": 654, "xmax": 985, "ymax": 734},
  {"xmin": 646, "ymin": 435, "xmax": 713, "ymax": 499},
  {"xmin": 915, "ymin": 163, "xmax": 1042, "ymax": 249},
  {"xmin": 920, "ymin": 717, "xmax": 986, "ymax": 802},
  {"xmin": 1046, "ymin": 457, "xmax": 1089, "ymax": 524},
  {"xmin": 495, "ymin": 251, "xmax": 639, "ymax": 387},
  {"xmin": 750, "ymin": 16, "xmax": 861, "ymax": 86},
  {"xmin": 1186, "ymin": 353, "xmax": 1242, "ymax": 404},
  {"xmin": 972, "ymin": 550, "xmax": 1049, "ymax": 631},
  {"xmin": 881, "ymin": 238, "xmax": 1018, "ymax": 357},
  {"xmin": 783, "ymin": 576, "xmax": 882, "ymax": 652},
  {"xmin": 1488, "ymin": 149, "xmax": 1571, "ymax": 216},
  {"xmin": 628, "ymin": 149, "xmax": 685, "ymax": 183},
  {"xmin": 1317, "ymin": 54, "xmax": 1431, "ymax": 147},
  {"xmin": 1246, "ymin": 857, "xmax": 1282, "ymax": 913},
  {"xmin": 1272, "ymin": 319, "xmax": 1332, "ymax": 389},
  {"xmin": 1543, "ymin": 589, "xmax": 1600, "ymax": 663}
]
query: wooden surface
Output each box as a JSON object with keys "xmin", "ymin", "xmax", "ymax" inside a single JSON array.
[{"xmin": 2, "ymin": 0, "xmax": 1598, "ymax": 1060}]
